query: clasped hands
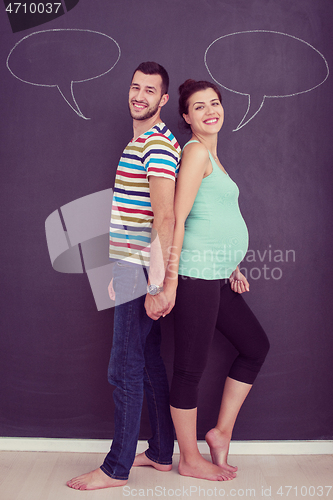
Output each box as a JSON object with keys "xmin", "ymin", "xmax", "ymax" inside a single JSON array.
[
  {"xmin": 108, "ymin": 277, "xmax": 175, "ymax": 320},
  {"xmin": 144, "ymin": 284, "xmax": 176, "ymax": 320}
]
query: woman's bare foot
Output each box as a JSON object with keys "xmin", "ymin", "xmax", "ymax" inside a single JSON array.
[
  {"xmin": 133, "ymin": 451, "xmax": 172, "ymax": 471},
  {"xmin": 205, "ymin": 428, "xmax": 238, "ymax": 473},
  {"xmin": 66, "ymin": 468, "xmax": 127, "ymax": 490},
  {"xmin": 178, "ymin": 454, "xmax": 236, "ymax": 481}
]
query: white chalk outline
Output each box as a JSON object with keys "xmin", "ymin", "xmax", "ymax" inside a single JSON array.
[
  {"xmin": 6, "ymin": 28, "xmax": 121, "ymax": 120},
  {"xmin": 204, "ymin": 30, "xmax": 329, "ymax": 131}
]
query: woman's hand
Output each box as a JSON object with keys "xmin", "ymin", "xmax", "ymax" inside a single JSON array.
[
  {"xmin": 229, "ymin": 267, "xmax": 249, "ymax": 294},
  {"xmin": 162, "ymin": 281, "xmax": 178, "ymax": 317}
]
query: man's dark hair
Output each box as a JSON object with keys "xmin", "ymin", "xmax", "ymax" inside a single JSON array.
[{"xmin": 132, "ymin": 61, "xmax": 169, "ymax": 96}]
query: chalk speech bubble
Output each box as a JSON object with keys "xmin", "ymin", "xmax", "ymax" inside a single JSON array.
[
  {"xmin": 6, "ymin": 29, "xmax": 121, "ymax": 119},
  {"xmin": 204, "ymin": 31, "xmax": 329, "ymax": 131}
]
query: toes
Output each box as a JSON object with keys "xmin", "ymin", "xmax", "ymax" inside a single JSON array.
[
  {"xmin": 219, "ymin": 471, "xmax": 236, "ymax": 481},
  {"xmin": 219, "ymin": 474, "xmax": 233, "ymax": 482},
  {"xmin": 67, "ymin": 479, "xmax": 86, "ymax": 490}
]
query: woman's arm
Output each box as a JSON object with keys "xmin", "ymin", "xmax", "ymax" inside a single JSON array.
[{"xmin": 163, "ymin": 142, "xmax": 210, "ymax": 314}]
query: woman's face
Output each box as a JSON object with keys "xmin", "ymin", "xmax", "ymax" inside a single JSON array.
[{"xmin": 183, "ymin": 88, "xmax": 224, "ymax": 136}]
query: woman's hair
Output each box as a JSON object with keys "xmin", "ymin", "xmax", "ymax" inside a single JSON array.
[{"xmin": 178, "ymin": 79, "xmax": 222, "ymax": 130}]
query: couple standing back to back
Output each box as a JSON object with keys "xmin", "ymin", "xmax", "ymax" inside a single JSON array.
[{"xmin": 67, "ymin": 61, "xmax": 269, "ymax": 490}]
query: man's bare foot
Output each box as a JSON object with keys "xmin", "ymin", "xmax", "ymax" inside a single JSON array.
[
  {"xmin": 66, "ymin": 468, "xmax": 127, "ymax": 490},
  {"xmin": 133, "ymin": 451, "xmax": 172, "ymax": 471},
  {"xmin": 178, "ymin": 454, "xmax": 236, "ymax": 481},
  {"xmin": 205, "ymin": 428, "xmax": 238, "ymax": 473}
]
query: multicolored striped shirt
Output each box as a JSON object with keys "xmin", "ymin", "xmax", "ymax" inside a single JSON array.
[{"xmin": 109, "ymin": 122, "xmax": 180, "ymax": 266}]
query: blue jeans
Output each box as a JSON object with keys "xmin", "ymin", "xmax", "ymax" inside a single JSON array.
[{"xmin": 100, "ymin": 261, "xmax": 174, "ymax": 480}]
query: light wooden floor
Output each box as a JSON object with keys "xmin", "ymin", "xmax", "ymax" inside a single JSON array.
[{"xmin": 0, "ymin": 451, "xmax": 332, "ymax": 500}]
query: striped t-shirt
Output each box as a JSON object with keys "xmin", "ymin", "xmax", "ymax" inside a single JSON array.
[{"xmin": 109, "ymin": 122, "xmax": 180, "ymax": 266}]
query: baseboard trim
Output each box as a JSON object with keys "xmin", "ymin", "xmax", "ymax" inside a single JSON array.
[{"xmin": 0, "ymin": 438, "xmax": 332, "ymax": 455}]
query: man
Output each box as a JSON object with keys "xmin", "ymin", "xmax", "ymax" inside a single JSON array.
[{"xmin": 67, "ymin": 62, "xmax": 180, "ymax": 490}]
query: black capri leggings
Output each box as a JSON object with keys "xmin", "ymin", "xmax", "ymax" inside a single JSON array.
[{"xmin": 170, "ymin": 277, "xmax": 270, "ymax": 409}]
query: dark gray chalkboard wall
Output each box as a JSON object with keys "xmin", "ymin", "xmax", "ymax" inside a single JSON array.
[{"xmin": 0, "ymin": 0, "xmax": 332, "ymax": 442}]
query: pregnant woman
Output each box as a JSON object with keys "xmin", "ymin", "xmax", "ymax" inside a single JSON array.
[{"xmin": 164, "ymin": 79, "xmax": 270, "ymax": 481}]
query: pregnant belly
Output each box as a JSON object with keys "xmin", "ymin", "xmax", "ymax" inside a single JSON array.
[{"xmin": 183, "ymin": 215, "xmax": 249, "ymax": 266}]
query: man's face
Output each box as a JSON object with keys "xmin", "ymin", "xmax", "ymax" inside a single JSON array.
[{"xmin": 128, "ymin": 71, "xmax": 165, "ymax": 121}]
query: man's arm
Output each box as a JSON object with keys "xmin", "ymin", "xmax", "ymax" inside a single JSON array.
[{"xmin": 145, "ymin": 175, "xmax": 175, "ymax": 320}]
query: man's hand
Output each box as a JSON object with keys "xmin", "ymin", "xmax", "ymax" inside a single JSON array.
[
  {"xmin": 108, "ymin": 278, "xmax": 115, "ymax": 301},
  {"xmin": 145, "ymin": 291, "xmax": 170, "ymax": 320}
]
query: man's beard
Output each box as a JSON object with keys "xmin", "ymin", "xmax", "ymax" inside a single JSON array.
[{"xmin": 129, "ymin": 100, "xmax": 160, "ymax": 121}]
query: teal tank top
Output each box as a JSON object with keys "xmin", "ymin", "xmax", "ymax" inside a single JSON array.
[{"xmin": 179, "ymin": 140, "xmax": 249, "ymax": 280}]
